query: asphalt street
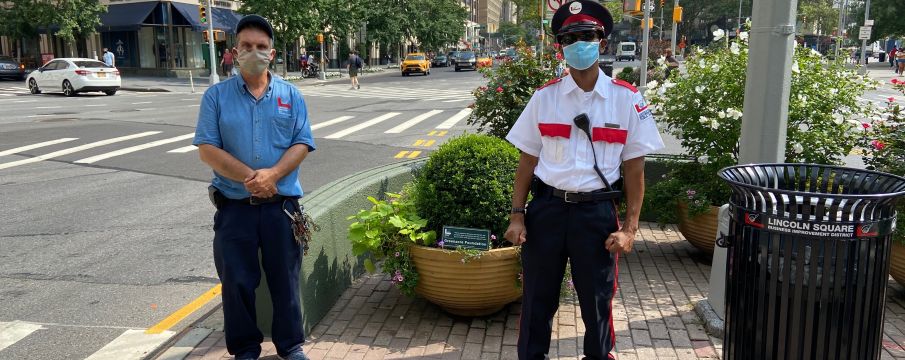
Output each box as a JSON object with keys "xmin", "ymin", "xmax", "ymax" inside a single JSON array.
[
  {"xmin": 0, "ymin": 67, "xmax": 485, "ymax": 360},
  {"xmin": 0, "ymin": 62, "xmax": 894, "ymax": 359}
]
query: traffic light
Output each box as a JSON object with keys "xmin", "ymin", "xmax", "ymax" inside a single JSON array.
[
  {"xmin": 624, "ymin": 0, "xmax": 641, "ymax": 14},
  {"xmin": 640, "ymin": 18, "xmax": 654, "ymax": 29},
  {"xmin": 199, "ymin": 5, "xmax": 207, "ymax": 24},
  {"xmin": 660, "ymin": 0, "xmax": 665, "ymax": 6},
  {"xmin": 202, "ymin": 30, "xmax": 208, "ymax": 42},
  {"xmin": 673, "ymin": 6, "xmax": 683, "ymax": 22},
  {"xmin": 316, "ymin": 33, "xmax": 324, "ymax": 43}
]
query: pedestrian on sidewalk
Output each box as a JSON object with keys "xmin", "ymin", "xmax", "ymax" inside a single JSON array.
[
  {"xmin": 347, "ymin": 51, "xmax": 362, "ymax": 90},
  {"xmin": 220, "ymin": 50, "xmax": 234, "ymax": 78},
  {"xmin": 193, "ymin": 14, "xmax": 315, "ymax": 360},
  {"xmin": 897, "ymin": 49, "xmax": 905, "ymax": 76},
  {"xmin": 503, "ymin": 1, "xmax": 664, "ymax": 359},
  {"xmin": 889, "ymin": 47, "xmax": 897, "ymax": 69},
  {"xmin": 102, "ymin": 48, "xmax": 115, "ymax": 68}
]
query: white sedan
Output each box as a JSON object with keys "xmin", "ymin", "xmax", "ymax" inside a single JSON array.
[{"xmin": 27, "ymin": 58, "xmax": 121, "ymax": 96}]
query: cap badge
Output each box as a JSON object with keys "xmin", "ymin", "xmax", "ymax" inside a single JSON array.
[{"xmin": 569, "ymin": 2, "xmax": 582, "ymax": 14}]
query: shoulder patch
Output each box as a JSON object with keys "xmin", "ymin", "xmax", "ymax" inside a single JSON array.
[
  {"xmin": 537, "ymin": 77, "xmax": 563, "ymax": 90},
  {"xmin": 612, "ymin": 79, "xmax": 638, "ymax": 93}
]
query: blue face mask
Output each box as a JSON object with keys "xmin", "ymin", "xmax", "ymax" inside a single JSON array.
[{"xmin": 562, "ymin": 41, "xmax": 600, "ymax": 70}]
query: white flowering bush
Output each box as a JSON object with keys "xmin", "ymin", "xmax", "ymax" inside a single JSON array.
[{"xmin": 643, "ymin": 28, "xmax": 878, "ymax": 224}]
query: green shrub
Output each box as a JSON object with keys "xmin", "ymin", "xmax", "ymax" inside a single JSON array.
[{"xmin": 413, "ymin": 134, "xmax": 519, "ymax": 245}]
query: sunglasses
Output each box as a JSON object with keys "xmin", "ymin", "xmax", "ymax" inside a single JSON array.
[{"xmin": 557, "ymin": 31, "xmax": 601, "ymax": 46}]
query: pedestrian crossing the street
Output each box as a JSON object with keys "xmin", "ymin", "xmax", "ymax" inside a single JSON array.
[
  {"xmin": 299, "ymin": 84, "xmax": 473, "ymax": 102},
  {"xmin": 0, "ymin": 108, "xmax": 476, "ymax": 170},
  {"xmin": 0, "ymin": 321, "xmax": 175, "ymax": 360}
]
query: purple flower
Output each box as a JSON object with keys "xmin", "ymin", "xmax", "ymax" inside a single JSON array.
[
  {"xmin": 394, "ymin": 252, "xmax": 400, "ymax": 257},
  {"xmin": 437, "ymin": 240, "xmax": 445, "ymax": 248},
  {"xmin": 491, "ymin": 234, "xmax": 497, "ymax": 241},
  {"xmin": 686, "ymin": 189, "xmax": 697, "ymax": 196},
  {"xmin": 566, "ymin": 279, "xmax": 574, "ymax": 290}
]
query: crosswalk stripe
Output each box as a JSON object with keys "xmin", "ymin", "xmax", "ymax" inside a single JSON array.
[
  {"xmin": 386, "ymin": 110, "xmax": 443, "ymax": 134},
  {"xmin": 0, "ymin": 131, "xmax": 161, "ymax": 170},
  {"xmin": 0, "ymin": 138, "xmax": 78, "ymax": 157},
  {"xmin": 74, "ymin": 133, "xmax": 195, "ymax": 164},
  {"xmin": 0, "ymin": 321, "xmax": 44, "ymax": 352},
  {"xmin": 84, "ymin": 329, "xmax": 175, "ymax": 360},
  {"xmin": 168, "ymin": 145, "xmax": 197, "ymax": 153},
  {"xmin": 324, "ymin": 113, "xmax": 401, "ymax": 139},
  {"xmin": 436, "ymin": 109, "xmax": 472, "ymax": 130},
  {"xmin": 311, "ymin": 115, "xmax": 355, "ymax": 130}
]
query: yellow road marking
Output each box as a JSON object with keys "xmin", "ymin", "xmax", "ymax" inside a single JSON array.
[
  {"xmin": 395, "ymin": 151, "xmax": 410, "ymax": 159},
  {"xmin": 407, "ymin": 151, "xmax": 422, "ymax": 158},
  {"xmin": 428, "ymin": 130, "xmax": 437, "ymax": 136},
  {"xmin": 424, "ymin": 140, "xmax": 436, "ymax": 147},
  {"xmin": 437, "ymin": 131, "xmax": 448, "ymax": 137},
  {"xmin": 145, "ymin": 284, "xmax": 222, "ymax": 334},
  {"xmin": 413, "ymin": 139, "xmax": 425, "ymax": 146}
]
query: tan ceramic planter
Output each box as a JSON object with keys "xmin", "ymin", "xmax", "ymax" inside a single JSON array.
[
  {"xmin": 677, "ymin": 203, "xmax": 720, "ymax": 255},
  {"xmin": 410, "ymin": 245, "xmax": 522, "ymax": 317},
  {"xmin": 890, "ymin": 242, "xmax": 905, "ymax": 286}
]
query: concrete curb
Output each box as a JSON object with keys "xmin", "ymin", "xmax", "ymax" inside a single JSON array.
[
  {"xmin": 694, "ymin": 299, "xmax": 725, "ymax": 338},
  {"xmin": 120, "ymin": 86, "xmax": 172, "ymax": 93}
]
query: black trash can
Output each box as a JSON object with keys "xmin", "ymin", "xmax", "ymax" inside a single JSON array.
[{"xmin": 717, "ymin": 164, "xmax": 905, "ymax": 360}]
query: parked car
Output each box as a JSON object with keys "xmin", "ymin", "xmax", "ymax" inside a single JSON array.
[
  {"xmin": 454, "ymin": 51, "xmax": 477, "ymax": 72},
  {"xmin": 432, "ymin": 55, "xmax": 448, "ymax": 67},
  {"xmin": 27, "ymin": 58, "xmax": 120, "ymax": 96},
  {"xmin": 616, "ymin": 42, "xmax": 637, "ymax": 61},
  {"xmin": 476, "ymin": 55, "xmax": 493, "ymax": 69},
  {"xmin": 401, "ymin": 53, "xmax": 431, "ymax": 76},
  {"xmin": 0, "ymin": 56, "xmax": 27, "ymax": 81}
]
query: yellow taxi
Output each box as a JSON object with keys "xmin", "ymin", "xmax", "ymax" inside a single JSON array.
[
  {"xmin": 476, "ymin": 54, "xmax": 493, "ymax": 69},
  {"xmin": 401, "ymin": 53, "xmax": 431, "ymax": 76}
]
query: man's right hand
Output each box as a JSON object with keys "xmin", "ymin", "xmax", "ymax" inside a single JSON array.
[{"xmin": 504, "ymin": 215, "xmax": 527, "ymax": 245}]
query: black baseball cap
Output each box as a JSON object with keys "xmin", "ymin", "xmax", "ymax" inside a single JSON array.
[
  {"xmin": 551, "ymin": 0, "xmax": 614, "ymax": 38},
  {"xmin": 236, "ymin": 14, "xmax": 274, "ymax": 40}
]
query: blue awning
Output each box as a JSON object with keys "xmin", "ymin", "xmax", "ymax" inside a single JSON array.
[
  {"xmin": 99, "ymin": 2, "xmax": 158, "ymax": 32},
  {"xmin": 171, "ymin": 2, "xmax": 242, "ymax": 34}
]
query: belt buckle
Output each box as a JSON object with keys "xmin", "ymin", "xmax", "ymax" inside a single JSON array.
[{"xmin": 563, "ymin": 191, "xmax": 579, "ymax": 204}]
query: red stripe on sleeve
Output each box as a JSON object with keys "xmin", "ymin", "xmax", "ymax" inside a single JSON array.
[
  {"xmin": 591, "ymin": 127, "xmax": 628, "ymax": 144},
  {"xmin": 538, "ymin": 123, "xmax": 572, "ymax": 139}
]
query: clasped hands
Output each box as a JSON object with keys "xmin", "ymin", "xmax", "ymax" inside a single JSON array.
[
  {"xmin": 503, "ymin": 215, "xmax": 637, "ymax": 254},
  {"xmin": 244, "ymin": 168, "xmax": 279, "ymax": 198}
]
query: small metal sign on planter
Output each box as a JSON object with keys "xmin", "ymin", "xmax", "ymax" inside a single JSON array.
[{"xmin": 441, "ymin": 226, "xmax": 491, "ymax": 251}]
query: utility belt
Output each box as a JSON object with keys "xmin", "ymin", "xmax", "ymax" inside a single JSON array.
[
  {"xmin": 208, "ymin": 185, "xmax": 295, "ymax": 208},
  {"xmin": 531, "ymin": 177, "xmax": 624, "ymax": 204}
]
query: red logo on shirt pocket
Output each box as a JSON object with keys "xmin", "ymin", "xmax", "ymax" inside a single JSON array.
[
  {"xmin": 592, "ymin": 127, "xmax": 627, "ymax": 144},
  {"xmin": 277, "ymin": 97, "xmax": 291, "ymax": 109},
  {"xmin": 538, "ymin": 123, "xmax": 571, "ymax": 138}
]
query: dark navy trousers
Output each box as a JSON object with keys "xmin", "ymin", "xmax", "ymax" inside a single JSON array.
[
  {"xmin": 213, "ymin": 199, "xmax": 304, "ymax": 358},
  {"xmin": 518, "ymin": 193, "xmax": 620, "ymax": 360}
]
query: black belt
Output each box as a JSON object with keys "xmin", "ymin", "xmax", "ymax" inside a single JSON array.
[
  {"xmin": 533, "ymin": 180, "xmax": 622, "ymax": 203},
  {"xmin": 210, "ymin": 186, "xmax": 294, "ymax": 208}
]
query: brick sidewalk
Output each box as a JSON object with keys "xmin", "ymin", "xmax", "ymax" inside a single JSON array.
[{"xmin": 163, "ymin": 222, "xmax": 905, "ymax": 360}]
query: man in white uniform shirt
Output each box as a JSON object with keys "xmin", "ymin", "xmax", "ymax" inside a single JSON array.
[{"xmin": 503, "ymin": 1, "xmax": 665, "ymax": 359}]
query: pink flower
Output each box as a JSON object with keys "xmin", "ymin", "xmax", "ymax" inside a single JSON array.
[
  {"xmin": 394, "ymin": 252, "xmax": 400, "ymax": 257},
  {"xmin": 496, "ymin": 86, "xmax": 503, "ymax": 93},
  {"xmin": 553, "ymin": 43, "xmax": 561, "ymax": 50},
  {"xmin": 862, "ymin": 122, "xmax": 871, "ymax": 129},
  {"xmin": 555, "ymin": 52, "xmax": 564, "ymax": 61},
  {"xmin": 491, "ymin": 234, "xmax": 497, "ymax": 241},
  {"xmin": 894, "ymin": 79, "xmax": 901, "ymax": 85},
  {"xmin": 871, "ymin": 140, "xmax": 886, "ymax": 150},
  {"xmin": 479, "ymin": 86, "xmax": 488, "ymax": 92},
  {"xmin": 889, "ymin": 97, "xmax": 896, "ymax": 103},
  {"xmin": 686, "ymin": 189, "xmax": 697, "ymax": 196}
]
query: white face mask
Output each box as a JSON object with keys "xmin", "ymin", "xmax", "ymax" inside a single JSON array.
[{"xmin": 237, "ymin": 49, "xmax": 271, "ymax": 75}]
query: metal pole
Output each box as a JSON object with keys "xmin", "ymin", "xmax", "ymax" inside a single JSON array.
[
  {"xmin": 859, "ymin": 0, "xmax": 871, "ymax": 73},
  {"xmin": 738, "ymin": 0, "xmax": 743, "ymax": 34},
  {"xmin": 659, "ymin": 2, "xmax": 664, "ymax": 40},
  {"xmin": 319, "ymin": 37, "xmax": 326, "ymax": 80},
  {"xmin": 708, "ymin": 0, "xmax": 799, "ymax": 321},
  {"xmin": 189, "ymin": 70, "xmax": 195, "ymax": 93},
  {"xmin": 206, "ymin": 0, "xmax": 219, "ymax": 85},
  {"xmin": 670, "ymin": 0, "xmax": 679, "ymax": 55},
  {"xmin": 539, "ymin": 0, "xmax": 544, "ymax": 62},
  {"xmin": 639, "ymin": 0, "xmax": 652, "ymax": 88},
  {"xmin": 835, "ymin": 0, "xmax": 846, "ymax": 59}
]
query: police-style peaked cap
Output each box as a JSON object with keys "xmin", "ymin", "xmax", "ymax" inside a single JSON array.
[{"xmin": 551, "ymin": 0, "xmax": 614, "ymax": 37}]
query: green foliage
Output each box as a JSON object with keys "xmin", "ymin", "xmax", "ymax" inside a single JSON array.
[
  {"xmin": 347, "ymin": 191, "xmax": 437, "ymax": 296},
  {"xmin": 413, "ymin": 134, "xmax": 520, "ymax": 242},
  {"xmin": 467, "ymin": 44, "xmax": 560, "ymax": 138},
  {"xmin": 861, "ymin": 81, "xmax": 905, "ymax": 244},
  {"xmin": 0, "ymin": 0, "xmax": 105, "ymax": 46},
  {"xmin": 798, "ymin": 0, "xmax": 839, "ymax": 36},
  {"xmin": 54, "ymin": 0, "xmax": 106, "ymax": 43},
  {"xmin": 494, "ymin": 22, "xmax": 527, "ymax": 48},
  {"xmin": 363, "ymin": 0, "xmax": 467, "ymax": 52},
  {"xmin": 851, "ymin": 0, "xmax": 905, "ymax": 42},
  {"xmin": 644, "ymin": 29, "xmax": 877, "ymax": 223}
]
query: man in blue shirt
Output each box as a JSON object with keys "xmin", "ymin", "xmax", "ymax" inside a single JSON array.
[
  {"xmin": 102, "ymin": 48, "xmax": 115, "ymax": 67},
  {"xmin": 193, "ymin": 15, "xmax": 314, "ymax": 360}
]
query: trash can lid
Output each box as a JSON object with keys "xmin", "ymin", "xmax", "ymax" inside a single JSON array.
[{"xmin": 719, "ymin": 163, "xmax": 905, "ymax": 200}]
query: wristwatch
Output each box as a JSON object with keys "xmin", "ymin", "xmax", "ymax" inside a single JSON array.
[{"xmin": 510, "ymin": 207, "xmax": 527, "ymax": 214}]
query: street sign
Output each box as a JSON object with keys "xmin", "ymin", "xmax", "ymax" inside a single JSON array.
[
  {"xmin": 441, "ymin": 226, "xmax": 491, "ymax": 251},
  {"xmin": 859, "ymin": 26, "xmax": 872, "ymax": 40},
  {"xmin": 546, "ymin": 0, "xmax": 566, "ymax": 12},
  {"xmin": 865, "ymin": 19, "xmax": 874, "ymax": 26}
]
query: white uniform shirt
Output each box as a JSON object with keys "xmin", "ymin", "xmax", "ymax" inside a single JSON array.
[{"xmin": 505, "ymin": 68, "xmax": 665, "ymax": 192}]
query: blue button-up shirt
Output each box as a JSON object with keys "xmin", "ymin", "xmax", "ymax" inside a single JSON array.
[{"xmin": 193, "ymin": 73, "xmax": 316, "ymax": 199}]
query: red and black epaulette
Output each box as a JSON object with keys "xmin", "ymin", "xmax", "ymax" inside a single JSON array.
[
  {"xmin": 612, "ymin": 79, "xmax": 638, "ymax": 93},
  {"xmin": 536, "ymin": 77, "xmax": 563, "ymax": 90}
]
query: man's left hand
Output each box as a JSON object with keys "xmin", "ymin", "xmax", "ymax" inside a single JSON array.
[
  {"xmin": 605, "ymin": 229, "xmax": 636, "ymax": 254},
  {"xmin": 245, "ymin": 168, "xmax": 279, "ymax": 198}
]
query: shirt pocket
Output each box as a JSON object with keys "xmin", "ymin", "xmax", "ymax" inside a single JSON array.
[
  {"xmin": 591, "ymin": 127, "xmax": 627, "ymax": 169},
  {"xmin": 538, "ymin": 123, "xmax": 571, "ymax": 163},
  {"xmin": 271, "ymin": 115, "xmax": 295, "ymax": 148}
]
